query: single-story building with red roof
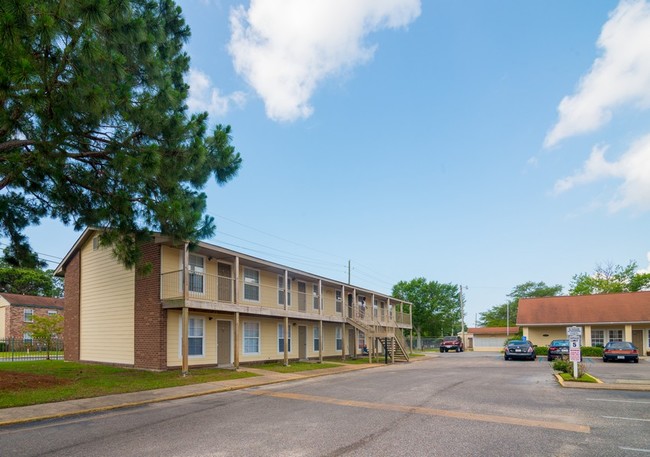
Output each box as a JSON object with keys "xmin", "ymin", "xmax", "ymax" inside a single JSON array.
[
  {"xmin": 517, "ymin": 291, "xmax": 650, "ymax": 354},
  {"xmin": 0, "ymin": 293, "xmax": 64, "ymax": 340},
  {"xmin": 464, "ymin": 326, "xmax": 520, "ymax": 351}
]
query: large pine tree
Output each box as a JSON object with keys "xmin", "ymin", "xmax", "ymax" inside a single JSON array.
[{"xmin": 0, "ymin": 0, "xmax": 242, "ymax": 268}]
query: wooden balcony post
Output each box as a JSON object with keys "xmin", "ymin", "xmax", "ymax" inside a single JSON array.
[
  {"xmin": 341, "ymin": 322, "xmax": 346, "ymax": 361},
  {"xmin": 283, "ymin": 270, "xmax": 289, "ymax": 366},
  {"xmin": 181, "ymin": 243, "xmax": 189, "ymax": 375},
  {"xmin": 234, "ymin": 312, "xmax": 240, "ymax": 369},
  {"xmin": 318, "ymin": 279, "xmax": 323, "ymax": 363}
]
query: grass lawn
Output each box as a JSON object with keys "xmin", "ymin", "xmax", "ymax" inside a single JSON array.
[
  {"xmin": 0, "ymin": 361, "xmax": 257, "ymax": 409},
  {"xmin": 559, "ymin": 372, "xmax": 599, "ymax": 383}
]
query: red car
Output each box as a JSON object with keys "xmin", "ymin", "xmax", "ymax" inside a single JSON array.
[{"xmin": 602, "ymin": 341, "xmax": 639, "ymax": 363}]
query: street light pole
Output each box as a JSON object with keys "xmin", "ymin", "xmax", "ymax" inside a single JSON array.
[{"xmin": 458, "ymin": 285, "xmax": 467, "ymax": 348}]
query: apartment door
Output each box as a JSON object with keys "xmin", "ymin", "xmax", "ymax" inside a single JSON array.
[
  {"xmin": 217, "ymin": 320, "xmax": 232, "ymax": 366},
  {"xmin": 632, "ymin": 330, "xmax": 643, "ymax": 352},
  {"xmin": 217, "ymin": 263, "xmax": 233, "ymax": 302},
  {"xmin": 348, "ymin": 328, "xmax": 356, "ymax": 357},
  {"xmin": 299, "ymin": 326, "xmax": 307, "ymax": 360}
]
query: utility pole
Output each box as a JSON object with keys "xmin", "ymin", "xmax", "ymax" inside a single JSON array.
[
  {"xmin": 347, "ymin": 260, "xmax": 351, "ymax": 285},
  {"xmin": 458, "ymin": 285, "xmax": 467, "ymax": 348}
]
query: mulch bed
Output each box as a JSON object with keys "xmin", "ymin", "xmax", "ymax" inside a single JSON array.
[{"xmin": 0, "ymin": 371, "xmax": 70, "ymax": 391}]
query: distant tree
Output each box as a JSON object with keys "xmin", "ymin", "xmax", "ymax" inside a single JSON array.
[
  {"xmin": 392, "ymin": 278, "xmax": 459, "ymax": 344},
  {"xmin": 0, "ymin": 0, "xmax": 242, "ymax": 270},
  {"xmin": 25, "ymin": 314, "xmax": 64, "ymax": 360},
  {"xmin": 569, "ymin": 261, "xmax": 650, "ymax": 295},
  {"xmin": 479, "ymin": 281, "xmax": 563, "ymax": 327},
  {"xmin": 0, "ymin": 266, "xmax": 62, "ymax": 297}
]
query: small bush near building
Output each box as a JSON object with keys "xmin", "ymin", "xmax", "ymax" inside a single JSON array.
[
  {"xmin": 535, "ymin": 346, "xmax": 548, "ymax": 356},
  {"xmin": 581, "ymin": 346, "xmax": 603, "ymax": 357},
  {"xmin": 553, "ymin": 357, "xmax": 587, "ymax": 378}
]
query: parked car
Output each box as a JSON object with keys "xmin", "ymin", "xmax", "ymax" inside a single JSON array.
[
  {"xmin": 602, "ymin": 341, "xmax": 639, "ymax": 363},
  {"xmin": 547, "ymin": 339, "xmax": 570, "ymax": 361},
  {"xmin": 439, "ymin": 336, "xmax": 464, "ymax": 353},
  {"xmin": 504, "ymin": 340, "xmax": 536, "ymax": 361}
]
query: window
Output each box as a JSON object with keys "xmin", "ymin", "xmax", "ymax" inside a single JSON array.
[
  {"xmin": 188, "ymin": 254, "xmax": 205, "ymax": 294},
  {"xmin": 244, "ymin": 268, "xmax": 260, "ymax": 301},
  {"xmin": 591, "ymin": 330, "xmax": 604, "ymax": 347},
  {"xmin": 92, "ymin": 236, "xmax": 100, "ymax": 251},
  {"xmin": 188, "ymin": 317, "xmax": 204, "ymax": 356},
  {"xmin": 243, "ymin": 322, "xmax": 260, "ymax": 354},
  {"xmin": 313, "ymin": 284, "xmax": 320, "ymax": 310},
  {"xmin": 335, "ymin": 327, "xmax": 342, "ymax": 351},
  {"xmin": 24, "ymin": 308, "xmax": 34, "ymax": 323},
  {"xmin": 358, "ymin": 331, "xmax": 365, "ymax": 351},
  {"xmin": 608, "ymin": 329, "xmax": 623, "ymax": 342},
  {"xmin": 47, "ymin": 310, "xmax": 58, "ymax": 316},
  {"xmin": 278, "ymin": 323, "xmax": 292, "ymax": 353},
  {"xmin": 297, "ymin": 281, "xmax": 307, "ymax": 310},
  {"xmin": 335, "ymin": 290, "xmax": 342, "ymax": 313},
  {"xmin": 373, "ymin": 299, "xmax": 378, "ymax": 319},
  {"xmin": 313, "ymin": 326, "xmax": 320, "ymax": 351},
  {"xmin": 23, "ymin": 332, "xmax": 32, "ymax": 342},
  {"xmin": 278, "ymin": 276, "xmax": 292, "ymax": 306}
]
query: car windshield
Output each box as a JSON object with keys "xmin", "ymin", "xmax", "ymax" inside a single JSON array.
[{"xmin": 607, "ymin": 342, "xmax": 633, "ymax": 349}]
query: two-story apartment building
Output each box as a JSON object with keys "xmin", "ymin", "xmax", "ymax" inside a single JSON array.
[
  {"xmin": 0, "ymin": 293, "xmax": 64, "ymax": 340},
  {"xmin": 55, "ymin": 228, "xmax": 412, "ymax": 371}
]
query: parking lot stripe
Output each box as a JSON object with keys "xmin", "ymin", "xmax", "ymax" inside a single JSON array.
[
  {"xmin": 603, "ymin": 416, "xmax": 650, "ymax": 422},
  {"xmin": 248, "ymin": 390, "xmax": 590, "ymax": 434},
  {"xmin": 587, "ymin": 398, "xmax": 650, "ymax": 404},
  {"xmin": 619, "ymin": 447, "xmax": 650, "ymax": 453}
]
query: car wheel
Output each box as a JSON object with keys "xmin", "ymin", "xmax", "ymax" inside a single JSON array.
[
  {"xmin": 634, "ymin": 358, "xmax": 639, "ymax": 363},
  {"xmin": 602, "ymin": 357, "xmax": 607, "ymax": 362},
  {"xmin": 460, "ymin": 348, "xmax": 464, "ymax": 352},
  {"xmin": 439, "ymin": 348, "xmax": 443, "ymax": 353},
  {"xmin": 547, "ymin": 356, "xmax": 552, "ymax": 361},
  {"xmin": 504, "ymin": 355, "xmax": 509, "ymax": 361}
]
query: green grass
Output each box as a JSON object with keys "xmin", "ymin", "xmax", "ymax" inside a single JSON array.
[
  {"xmin": 0, "ymin": 361, "xmax": 257, "ymax": 409},
  {"xmin": 247, "ymin": 361, "xmax": 342, "ymax": 373},
  {"xmin": 559, "ymin": 372, "xmax": 599, "ymax": 383}
]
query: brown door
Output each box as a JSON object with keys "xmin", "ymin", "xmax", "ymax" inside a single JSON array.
[
  {"xmin": 632, "ymin": 329, "xmax": 643, "ymax": 352},
  {"xmin": 299, "ymin": 326, "xmax": 307, "ymax": 360},
  {"xmin": 348, "ymin": 328, "xmax": 356, "ymax": 357},
  {"xmin": 217, "ymin": 320, "xmax": 231, "ymax": 366},
  {"xmin": 218, "ymin": 263, "xmax": 233, "ymax": 302}
]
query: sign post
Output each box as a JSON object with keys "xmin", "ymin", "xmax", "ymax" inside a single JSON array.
[{"xmin": 567, "ymin": 326, "xmax": 582, "ymax": 378}]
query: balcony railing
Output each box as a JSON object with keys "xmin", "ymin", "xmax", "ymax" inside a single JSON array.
[{"xmin": 160, "ymin": 270, "xmax": 412, "ymax": 327}]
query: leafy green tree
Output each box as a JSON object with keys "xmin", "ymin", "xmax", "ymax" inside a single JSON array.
[
  {"xmin": 569, "ymin": 261, "xmax": 650, "ymax": 295},
  {"xmin": 25, "ymin": 314, "xmax": 64, "ymax": 359},
  {"xmin": 0, "ymin": 266, "xmax": 62, "ymax": 296},
  {"xmin": 0, "ymin": 0, "xmax": 242, "ymax": 269},
  {"xmin": 479, "ymin": 281, "xmax": 562, "ymax": 327},
  {"xmin": 392, "ymin": 278, "xmax": 459, "ymax": 344}
]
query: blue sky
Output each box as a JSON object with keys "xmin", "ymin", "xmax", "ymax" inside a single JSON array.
[{"xmin": 23, "ymin": 0, "xmax": 650, "ymax": 326}]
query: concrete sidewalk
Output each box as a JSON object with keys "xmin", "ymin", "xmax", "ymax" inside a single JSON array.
[{"xmin": 0, "ymin": 363, "xmax": 382, "ymax": 427}]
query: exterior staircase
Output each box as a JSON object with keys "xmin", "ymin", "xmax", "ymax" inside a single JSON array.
[{"xmin": 347, "ymin": 317, "xmax": 410, "ymax": 363}]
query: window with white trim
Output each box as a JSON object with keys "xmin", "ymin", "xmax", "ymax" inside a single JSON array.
[
  {"xmin": 278, "ymin": 275, "xmax": 292, "ymax": 306},
  {"xmin": 358, "ymin": 331, "xmax": 366, "ymax": 351},
  {"xmin": 188, "ymin": 254, "xmax": 205, "ymax": 294},
  {"xmin": 591, "ymin": 330, "xmax": 604, "ymax": 347},
  {"xmin": 243, "ymin": 322, "xmax": 260, "ymax": 354},
  {"xmin": 188, "ymin": 317, "xmax": 204, "ymax": 356},
  {"xmin": 23, "ymin": 332, "xmax": 32, "ymax": 342},
  {"xmin": 608, "ymin": 329, "xmax": 623, "ymax": 342},
  {"xmin": 313, "ymin": 326, "xmax": 320, "ymax": 351},
  {"xmin": 373, "ymin": 299, "xmax": 378, "ymax": 319},
  {"xmin": 243, "ymin": 268, "xmax": 260, "ymax": 301},
  {"xmin": 313, "ymin": 284, "xmax": 319, "ymax": 310},
  {"xmin": 335, "ymin": 327, "xmax": 342, "ymax": 351},
  {"xmin": 24, "ymin": 308, "xmax": 34, "ymax": 322},
  {"xmin": 335, "ymin": 290, "xmax": 342, "ymax": 313},
  {"xmin": 278, "ymin": 323, "xmax": 292, "ymax": 353}
]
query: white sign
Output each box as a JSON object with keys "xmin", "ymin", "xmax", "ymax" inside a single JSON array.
[
  {"xmin": 567, "ymin": 326, "xmax": 582, "ymax": 337},
  {"xmin": 569, "ymin": 336, "xmax": 581, "ymax": 362}
]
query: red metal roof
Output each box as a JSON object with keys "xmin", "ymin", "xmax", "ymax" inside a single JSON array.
[
  {"xmin": 517, "ymin": 291, "xmax": 650, "ymax": 325},
  {"xmin": 0, "ymin": 293, "xmax": 64, "ymax": 309}
]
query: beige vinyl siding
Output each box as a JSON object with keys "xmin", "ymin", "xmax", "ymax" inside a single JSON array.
[
  {"xmin": 0, "ymin": 301, "xmax": 7, "ymax": 338},
  {"xmin": 166, "ymin": 310, "xmax": 218, "ymax": 367},
  {"xmin": 80, "ymin": 237, "xmax": 135, "ymax": 365}
]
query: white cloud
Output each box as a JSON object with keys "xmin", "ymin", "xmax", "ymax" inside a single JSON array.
[
  {"xmin": 639, "ymin": 252, "xmax": 650, "ymax": 274},
  {"xmin": 544, "ymin": 0, "xmax": 650, "ymax": 148},
  {"xmin": 228, "ymin": 0, "xmax": 421, "ymax": 122},
  {"xmin": 554, "ymin": 134, "xmax": 650, "ymax": 212},
  {"xmin": 187, "ymin": 68, "xmax": 246, "ymax": 118}
]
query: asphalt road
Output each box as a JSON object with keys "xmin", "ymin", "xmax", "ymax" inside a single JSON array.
[{"xmin": 1, "ymin": 353, "xmax": 649, "ymax": 457}]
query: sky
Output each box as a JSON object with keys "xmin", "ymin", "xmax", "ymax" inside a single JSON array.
[{"xmin": 19, "ymin": 0, "xmax": 650, "ymax": 327}]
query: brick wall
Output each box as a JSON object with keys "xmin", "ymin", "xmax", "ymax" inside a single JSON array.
[
  {"xmin": 63, "ymin": 252, "xmax": 81, "ymax": 361},
  {"xmin": 6, "ymin": 306, "xmax": 62, "ymax": 339},
  {"xmin": 134, "ymin": 243, "xmax": 167, "ymax": 370}
]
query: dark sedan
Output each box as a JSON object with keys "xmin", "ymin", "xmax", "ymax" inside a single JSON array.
[
  {"xmin": 547, "ymin": 339, "xmax": 570, "ymax": 361},
  {"xmin": 602, "ymin": 341, "xmax": 639, "ymax": 363},
  {"xmin": 504, "ymin": 340, "xmax": 536, "ymax": 361}
]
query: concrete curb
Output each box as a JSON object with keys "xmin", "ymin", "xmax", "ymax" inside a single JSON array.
[{"xmin": 554, "ymin": 373, "xmax": 650, "ymax": 391}]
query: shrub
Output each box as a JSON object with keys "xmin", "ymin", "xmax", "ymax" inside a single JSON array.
[
  {"xmin": 535, "ymin": 346, "xmax": 548, "ymax": 356},
  {"xmin": 581, "ymin": 346, "xmax": 603, "ymax": 357},
  {"xmin": 552, "ymin": 358, "xmax": 572, "ymax": 374}
]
